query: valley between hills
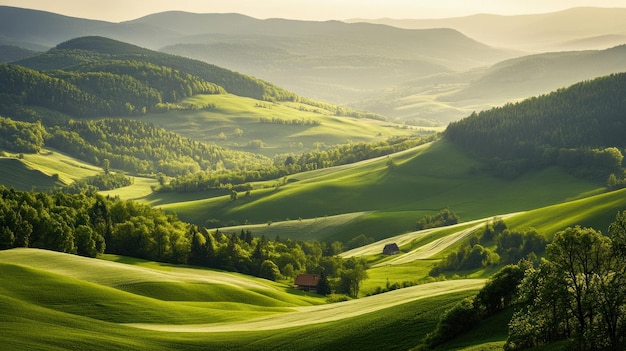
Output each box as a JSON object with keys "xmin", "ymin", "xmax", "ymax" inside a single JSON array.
[{"xmin": 1, "ymin": 5, "xmax": 626, "ymax": 351}]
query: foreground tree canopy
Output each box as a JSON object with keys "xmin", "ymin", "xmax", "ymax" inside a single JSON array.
[{"xmin": 506, "ymin": 213, "xmax": 626, "ymax": 351}]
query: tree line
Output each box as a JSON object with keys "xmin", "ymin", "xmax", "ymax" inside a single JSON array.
[
  {"xmin": 505, "ymin": 217, "xmax": 626, "ymax": 350},
  {"xmin": 445, "ymin": 73, "xmax": 626, "ymax": 180},
  {"xmin": 0, "ymin": 115, "xmax": 271, "ymax": 177},
  {"xmin": 421, "ymin": 212, "xmax": 626, "ymax": 351},
  {"xmin": 429, "ymin": 219, "xmax": 546, "ymax": 276},
  {"xmin": 160, "ymin": 134, "xmax": 437, "ymax": 193},
  {"xmin": 61, "ymin": 172, "xmax": 133, "ymax": 194},
  {"xmin": 0, "ymin": 186, "xmax": 367, "ymax": 296}
]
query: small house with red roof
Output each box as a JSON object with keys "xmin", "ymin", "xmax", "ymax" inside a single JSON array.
[{"xmin": 294, "ymin": 273, "xmax": 320, "ymax": 292}]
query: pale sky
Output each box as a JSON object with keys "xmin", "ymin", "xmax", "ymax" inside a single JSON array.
[{"xmin": 1, "ymin": 0, "xmax": 626, "ymax": 22}]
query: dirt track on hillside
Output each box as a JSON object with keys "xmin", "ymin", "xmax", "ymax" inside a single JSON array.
[{"xmin": 124, "ymin": 279, "xmax": 485, "ymax": 332}]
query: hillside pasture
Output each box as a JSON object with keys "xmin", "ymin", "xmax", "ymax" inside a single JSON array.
[
  {"xmin": 139, "ymin": 94, "xmax": 415, "ymax": 157},
  {"xmin": 99, "ymin": 176, "xmax": 158, "ymax": 200},
  {"xmin": 19, "ymin": 149, "xmax": 102, "ymax": 182},
  {"xmin": 0, "ymin": 149, "xmax": 103, "ymax": 191},
  {"xmin": 505, "ymin": 186, "xmax": 626, "ymax": 237},
  {"xmin": 125, "ymin": 279, "xmax": 485, "ymax": 332},
  {"xmin": 159, "ymin": 140, "xmax": 601, "ymax": 242},
  {"xmin": 0, "ymin": 248, "xmax": 484, "ymax": 350},
  {"xmin": 0, "ymin": 157, "xmax": 63, "ymax": 191}
]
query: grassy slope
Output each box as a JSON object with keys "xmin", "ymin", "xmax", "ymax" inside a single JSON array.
[
  {"xmin": 99, "ymin": 176, "xmax": 158, "ymax": 199},
  {"xmin": 0, "ymin": 148, "xmax": 102, "ymax": 191},
  {"xmin": 505, "ymin": 186, "xmax": 626, "ymax": 236},
  {"xmin": 19, "ymin": 149, "xmax": 102, "ymax": 182},
  {"xmin": 0, "ymin": 248, "xmax": 482, "ymax": 350},
  {"xmin": 138, "ymin": 94, "xmax": 415, "ymax": 157},
  {"xmin": 157, "ymin": 139, "xmax": 601, "ymax": 242},
  {"xmin": 0, "ymin": 157, "xmax": 63, "ymax": 191}
]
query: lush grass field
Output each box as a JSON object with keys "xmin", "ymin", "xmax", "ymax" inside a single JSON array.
[
  {"xmin": 99, "ymin": 176, "xmax": 159, "ymax": 200},
  {"xmin": 138, "ymin": 94, "xmax": 416, "ymax": 157},
  {"xmin": 0, "ymin": 149, "xmax": 102, "ymax": 190},
  {"xmin": 505, "ymin": 186, "xmax": 626, "ymax": 237},
  {"xmin": 158, "ymin": 140, "xmax": 601, "ymax": 242},
  {"xmin": 0, "ymin": 248, "xmax": 483, "ymax": 350},
  {"xmin": 0, "ymin": 157, "xmax": 63, "ymax": 191}
]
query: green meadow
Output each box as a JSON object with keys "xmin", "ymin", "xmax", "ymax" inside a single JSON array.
[
  {"xmin": 0, "ymin": 149, "xmax": 102, "ymax": 191},
  {"xmin": 1, "ymin": 167, "xmax": 624, "ymax": 350},
  {"xmin": 156, "ymin": 140, "xmax": 603, "ymax": 242},
  {"xmin": 138, "ymin": 94, "xmax": 417, "ymax": 157},
  {"xmin": 0, "ymin": 248, "xmax": 485, "ymax": 350},
  {"xmin": 0, "ymin": 157, "xmax": 63, "ymax": 191}
]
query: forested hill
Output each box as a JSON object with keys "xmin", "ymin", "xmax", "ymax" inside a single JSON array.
[
  {"xmin": 5, "ymin": 36, "xmax": 296, "ymax": 118},
  {"xmin": 445, "ymin": 73, "xmax": 626, "ymax": 180}
]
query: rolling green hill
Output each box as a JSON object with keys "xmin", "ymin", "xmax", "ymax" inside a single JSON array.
[
  {"xmin": 6, "ymin": 35, "xmax": 295, "ymax": 117},
  {"xmin": 0, "ymin": 157, "xmax": 63, "ymax": 191},
  {"xmin": 0, "ymin": 248, "xmax": 483, "ymax": 350},
  {"xmin": 154, "ymin": 140, "xmax": 601, "ymax": 241},
  {"xmin": 445, "ymin": 72, "xmax": 626, "ymax": 179}
]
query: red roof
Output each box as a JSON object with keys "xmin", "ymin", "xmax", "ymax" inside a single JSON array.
[{"xmin": 294, "ymin": 274, "xmax": 320, "ymax": 287}]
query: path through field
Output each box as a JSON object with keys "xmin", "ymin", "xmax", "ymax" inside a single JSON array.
[
  {"xmin": 125, "ymin": 279, "xmax": 485, "ymax": 332},
  {"xmin": 342, "ymin": 212, "xmax": 523, "ymax": 266}
]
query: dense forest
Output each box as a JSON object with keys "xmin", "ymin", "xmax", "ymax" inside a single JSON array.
[
  {"xmin": 0, "ymin": 115, "xmax": 270, "ymax": 176},
  {"xmin": 0, "ymin": 36, "xmax": 293, "ymax": 120},
  {"xmin": 445, "ymin": 73, "xmax": 626, "ymax": 180},
  {"xmin": 15, "ymin": 36, "xmax": 297, "ymax": 103},
  {"xmin": 0, "ymin": 186, "xmax": 367, "ymax": 296},
  {"xmin": 0, "ymin": 61, "xmax": 224, "ymax": 118}
]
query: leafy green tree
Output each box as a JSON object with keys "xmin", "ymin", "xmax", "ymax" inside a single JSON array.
[
  {"xmin": 259, "ymin": 260, "xmax": 280, "ymax": 281},
  {"xmin": 475, "ymin": 263, "xmax": 529, "ymax": 316},
  {"xmin": 103, "ymin": 158, "xmax": 110, "ymax": 175},
  {"xmin": 337, "ymin": 259, "xmax": 368, "ymax": 297},
  {"xmin": 74, "ymin": 225, "xmax": 98, "ymax": 257},
  {"xmin": 316, "ymin": 269, "xmax": 332, "ymax": 296},
  {"xmin": 424, "ymin": 298, "xmax": 480, "ymax": 348},
  {"xmin": 507, "ymin": 224, "xmax": 626, "ymax": 350}
]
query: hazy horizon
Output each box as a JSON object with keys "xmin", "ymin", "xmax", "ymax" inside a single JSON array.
[{"xmin": 0, "ymin": 0, "xmax": 625, "ymax": 22}]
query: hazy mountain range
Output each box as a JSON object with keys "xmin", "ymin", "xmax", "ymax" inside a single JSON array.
[
  {"xmin": 347, "ymin": 7, "xmax": 626, "ymax": 52},
  {"xmin": 2, "ymin": 6, "xmax": 626, "ymax": 125}
]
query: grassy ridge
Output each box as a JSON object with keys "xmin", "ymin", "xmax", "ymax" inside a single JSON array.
[
  {"xmin": 0, "ymin": 148, "xmax": 101, "ymax": 191},
  {"xmin": 158, "ymin": 140, "xmax": 600, "ymax": 241},
  {"xmin": 0, "ymin": 248, "xmax": 482, "ymax": 350},
  {"xmin": 141, "ymin": 94, "xmax": 415, "ymax": 157},
  {"xmin": 0, "ymin": 157, "xmax": 63, "ymax": 190},
  {"xmin": 505, "ymin": 186, "xmax": 626, "ymax": 236}
]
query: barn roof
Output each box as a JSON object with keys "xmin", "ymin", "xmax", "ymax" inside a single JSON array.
[
  {"xmin": 295, "ymin": 273, "xmax": 319, "ymax": 287},
  {"xmin": 384, "ymin": 243, "xmax": 399, "ymax": 250}
]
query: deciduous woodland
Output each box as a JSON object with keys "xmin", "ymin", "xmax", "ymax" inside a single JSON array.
[{"xmin": 0, "ymin": 187, "xmax": 368, "ymax": 297}]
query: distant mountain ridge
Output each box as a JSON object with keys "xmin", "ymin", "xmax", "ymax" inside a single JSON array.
[
  {"xmin": 445, "ymin": 44, "xmax": 626, "ymax": 103},
  {"xmin": 0, "ymin": 6, "xmax": 518, "ymax": 105},
  {"xmin": 3, "ymin": 6, "xmax": 625, "ymax": 124},
  {"xmin": 347, "ymin": 7, "xmax": 626, "ymax": 52}
]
